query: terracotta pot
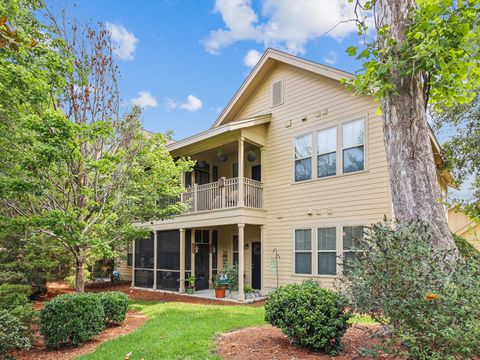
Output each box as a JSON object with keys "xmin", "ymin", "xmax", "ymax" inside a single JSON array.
[{"xmin": 214, "ymin": 287, "xmax": 226, "ymax": 298}]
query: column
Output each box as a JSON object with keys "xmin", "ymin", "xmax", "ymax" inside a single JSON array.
[
  {"xmin": 238, "ymin": 223, "xmax": 245, "ymax": 300},
  {"xmin": 153, "ymin": 231, "xmax": 157, "ymax": 289},
  {"xmin": 260, "ymin": 225, "xmax": 265, "ymax": 294},
  {"xmin": 208, "ymin": 229, "xmax": 213, "ymax": 285},
  {"xmin": 238, "ymin": 137, "xmax": 245, "ymax": 207},
  {"xmin": 179, "ymin": 228, "xmax": 185, "ymax": 293},
  {"xmin": 131, "ymin": 239, "xmax": 135, "ymax": 287}
]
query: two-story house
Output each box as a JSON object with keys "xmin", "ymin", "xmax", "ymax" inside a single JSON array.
[{"xmin": 116, "ymin": 49, "xmax": 452, "ymax": 301}]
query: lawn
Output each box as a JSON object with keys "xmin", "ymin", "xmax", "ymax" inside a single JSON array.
[{"xmin": 79, "ymin": 301, "xmax": 266, "ymax": 360}]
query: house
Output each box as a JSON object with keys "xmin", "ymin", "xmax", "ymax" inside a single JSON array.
[
  {"xmin": 115, "ymin": 49, "xmax": 452, "ymax": 300},
  {"xmin": 448, "ymin": 208, "xmax": 479, "ymax": 250}
]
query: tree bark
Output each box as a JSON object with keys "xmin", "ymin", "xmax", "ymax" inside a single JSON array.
[
  {"xmin": 75, "ymin": 253, "xmax": 85, "ymax": 292},
  {"xmin": 378, "ymin": 0, "xmax": 457, "ymax": 250}
]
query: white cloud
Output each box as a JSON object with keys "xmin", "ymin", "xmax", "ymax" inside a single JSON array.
[
  {"xmin": 165, "ymin": 95, "xmax": 203, "ymax": 112},
  {"xmin": 244, "ymin": 49, "xmax": 261, "ymax": 67},
  {"xmin": 106, "ymin": 22, "xmax": 138, "ymax": 61},
  {"xmin": 131, "ymin": 91, "xmax": 158, "ymax": 108},
  {"xmin": 204, "ymin": 0, "xmax": 357, "ymax": 55},
  {"xmin": 323, "ymin": 51, "xmax": 337, "ymax": 65}
]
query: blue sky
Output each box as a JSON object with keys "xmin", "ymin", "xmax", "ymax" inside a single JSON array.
[{"xmin": 56, "ymin": 0, "xmax": 365, "ymax": 140}]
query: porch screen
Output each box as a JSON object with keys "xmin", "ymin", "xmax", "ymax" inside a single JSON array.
[
  {"xmin": 134, "ymin": 233, "xmax": 154, "ymax": 288},
  {"xmin": 157, "ymin": 230, "xmax": 180, "ymax": 291}
]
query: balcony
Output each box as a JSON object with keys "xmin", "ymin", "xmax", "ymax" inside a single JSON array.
[{"xmin": 182, "ymin": 177, "xmax": 263, "ymax": 213}]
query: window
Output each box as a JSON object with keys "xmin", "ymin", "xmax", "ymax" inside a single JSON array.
[
  {"xmin": 271, "ymin": 79, "xmax": 283, "ymax": 107},
  {"xmin": 317, "ymin": 127, "xmax": 337, "ymax": 178},
  {"xmin": 295, "ymin": 134, "xmax": 312, "ymax": 181},
  {"xmin": 232, "ymin": 162, "xmax": 238, "ymax": 178},
  {"xmin": 127, "ymin": 253, "xmax": 133, "ymax": 267},
  {"xmin": 343, "ymin": 119, "xmax": 365, "ymax": 173},
  {"xmin": 343, "ymin": 226, "xmax": 364, "ymax": 266},
  {"xmin": 317, "ymin": 227, "xmax": 337, "ymax": 275},
  {"xmin": 294, "ymin": 229, "xmax": 312, "ymax": 274},
  {"xmin": 232, "ymin": 235, "xmax": 239, "ymax": 265}
]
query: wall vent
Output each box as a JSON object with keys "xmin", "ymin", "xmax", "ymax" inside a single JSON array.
[{"xmin": 271, "ymin": 79, "xmax": 283, "ymax": 107}]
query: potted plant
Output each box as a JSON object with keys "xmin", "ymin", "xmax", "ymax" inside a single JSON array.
[
  {"xmin": 244, "ymin": 285, "xmax": 255, "ymax": 300},
  {"xmin": 185, "ymin": 275, "xmax": 195, "ymax": 294},
  {"xmin": 212, "ymin": 273, "xmax": 228, "ymax": 298},
  {"xmin": 225, "ymin": 265, "xmax": 239, "ymax": 299}
]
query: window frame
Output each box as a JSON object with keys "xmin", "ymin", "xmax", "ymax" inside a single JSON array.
[
  {"xmin": 342, "ymin": 118, "xmax": 365, "ymax": 174},
  {"xmin": 342, "ymin": 225, "xmax": 365, "ymax": 268},
  {"xmin": 293, "ymin": 132, "xmax": 313, "ymax": 182},
  {"xmin": 316, "ymin": 126, "xmax": 337, "ymax": 178},
  {"xmin": 292, "ymin": 228, "xmax": 313, "ymax": 275},
  {"xmin": 316, "ymin": 227, "xmax": 337, "ymax": 275}
]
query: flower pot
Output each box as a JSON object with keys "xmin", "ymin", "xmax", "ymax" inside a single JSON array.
[
  {"xmin": 214, "ymin": 287, "xmax": 226, "ymax": 298},
  {"xmin": 186, "ymin": 286, "xmax": 195, "ymax": 294}
]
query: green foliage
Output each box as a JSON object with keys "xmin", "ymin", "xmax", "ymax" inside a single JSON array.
[
  {"xmin": 0, "ymin": 284, "xmax": 33, "ymax": 325},
  {"xmin": 0, "ymin": 271, "xmax": 25, "ymax": 285},
  {"xmin": 346, "ymin": 0, "xmax": 480, "ymax": 108},
  {"xmin": 0, "ymin": 310, "xmax": 31, "ymax": 359},
  {"xmin": 65, "ymin": 269, "xmax": 91, "ymax": 290},
  {"xmin": 453, "ymin": 233, "xmax": 480, "ymax": 266},
  {"xmin": 341, "ymin": 220, "xmax": 480, "ymax": 359},
  {"xmin": 95, "ymin": 291, "xmax": 129, "ymax": 325},
  {"xmin": 39, "ymin": 293, "xmax": 105, "ymax": 349},
  {"xmin": 265, "ymin": 280, "xmax": 352, "ymax": 355},
  {"xmin": 224, "ymin": 264, "xmax": 239, "ymax": 291}
]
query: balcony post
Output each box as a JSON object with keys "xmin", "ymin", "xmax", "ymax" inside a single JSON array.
[
  {"xmin": 179, "ymin": 228, "xmax": 185, "ymax": 293},
  {"xmin": 153, "ymin": 230, "xmax": 157, "ymax": 289},
  {"xmin": 191, "ymin": 229, "xmax": 195, "ymax": 285},
  {"xmin": 238, "ymin": 137, "xmax": 245, "ymax": 207},
  {"xmin": 131, "ymin": 239, "xmax": 135, "ymax": 287},
  {"xmin": 237, "ymin": 223, "xmax": 245, "ymax": 300},
  {"xmin": 193, "ymin": 183, "xmax": 198, "ymax": 212}
]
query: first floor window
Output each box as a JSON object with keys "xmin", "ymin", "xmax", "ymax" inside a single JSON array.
[
  {"xmin": 295, "ymin": 134, "xmax": 312, "ymax": 181},
  {"xmin": 343, "ymin": 226, "xmax": 364, "ymax": 267},
  {"xmin": 232, "ymin": 235, "xmax": 239, "ymax": 265},
  {"xmin": 294, "ymin": 229, "xmax": 312, "ymax": 274},
  {"xmin": 317, "ymin": 227, "xmax": 337, "ymax": 275}
]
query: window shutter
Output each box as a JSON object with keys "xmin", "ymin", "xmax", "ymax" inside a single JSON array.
[{"xmin": 271, "ymin": 79, "xmax": 283, "ymax": 107}]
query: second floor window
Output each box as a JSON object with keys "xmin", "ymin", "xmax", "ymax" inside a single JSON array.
[
  {"xmin": 343, "ymin": 119, "xmax": 365, "ymax": 173},
  {"xmin": 317, "ymin": 127, "xmax": 337, "ymax": 178},
  {"xmin": 295, "ymin": 134, "xmax": 312, "ymax": 181}
]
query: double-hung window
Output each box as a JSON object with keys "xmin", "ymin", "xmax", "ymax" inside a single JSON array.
[
  {"xmin": 342, "ymin": 119, "xmax": 365, "ymax": 173},
  {"xmin": 294, "ymin": 229, "xmax": 312, "ymax": 274},
  {"xmin": 295, "ymin": 134, "xmax": 312, "ymax": 181},
  {"xmin": 232, "ymin": 235, "xmax": 239, "ymax": 266},
  {"xmin": 343, "ymin": 226, "xmax": 364, "ymax": 268},
  {"xmin": 317, "ymin": 227, "xmax": 337, "ymax": 275},
  {"xmin": 317, "ymin": 127, "xmax": 337, "ymax": 178}
]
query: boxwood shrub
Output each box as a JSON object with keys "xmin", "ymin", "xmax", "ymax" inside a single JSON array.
[
  {"xmin": 0, "ymin": 310, "xmax": 31, "ymax": 357},
  {"xmin": 39, "ymin": 293, "xmax": 105, "ymax": 349},
  {"xmin": 265, "ymin": 280, "xmax": 352, "ymax": 355},
  {"xmin": 95, "ymin": 291, "xmax": 129, "ymax": 325}
]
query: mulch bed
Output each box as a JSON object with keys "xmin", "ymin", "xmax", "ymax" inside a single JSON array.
[
  {"xmin": 216, "ymin": 325, "xmax": 399, "ymax": 360},
  {"xmin": 13, "ymin": 311, "xmax": 147, "ymax": 360}
]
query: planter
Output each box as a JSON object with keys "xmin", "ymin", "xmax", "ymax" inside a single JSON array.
[
  {"xmin": 214, "ymin": 287, "xmax": 226, "ymax": 298},
  {"xmin": 228, "ymin": 290, "xmax": 238, "ymax": 300},
  {"xmin": 186, "ymin": 286, "xmax": 195, "ymax": 294},
  {"xmin": 245, "ymin": 292, "xmax": 255, "ymax": 300}
]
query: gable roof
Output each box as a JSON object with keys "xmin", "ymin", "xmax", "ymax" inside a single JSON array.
[{"xmin": 211, "ymin": 48, "xmax": 354, "ymax": 129}]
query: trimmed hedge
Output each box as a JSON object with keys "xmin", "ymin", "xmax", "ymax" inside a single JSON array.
[
  {"xmin": 95, "ymin": 291, "xmax": 129, "ymax": 325},
  {"xmin": 40, "ymin": 293, "xmax": 105, "ymax": 349},
  {"xmin": 265, "ymin": 280, "xmax": 351, "ymax": 355},
  {"xmin": 0, "ymin": 310, "xmax": 31, "ymax": 357}
]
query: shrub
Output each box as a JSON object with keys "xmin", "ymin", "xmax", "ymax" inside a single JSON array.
[
  {"xmin": 95, "ymin": 291, "xmax": 129, "ymax": 325},
  {"xmin": 39, "ymin": 293, "xmax": 105, "ymax": 349},
  {"xmin": 265, "ymin": 280, "xmax": 352, "ymax": 355},
  {"xmin": 341, "ymin": 220, "xmax": 480, "ymax": 359},
  {"xmin": 0, "ymin": 310, "xmax": 31, "ymax": 359},
  {"xmin": 0, "ymin": 284, "xmax": 33, "ymax": 324},
  {"xmin": 0, "ymin": 271, "xmax": 26, "ymax": 285},
  {"xmin": 453, "ymin": 233, "xmax": 480, "ymax": 266}
]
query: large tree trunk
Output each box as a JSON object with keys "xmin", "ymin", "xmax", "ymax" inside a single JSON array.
[
  {"xmin": 378, "ymin": 0, "xmax": 456, "ymax": 250},
  {"xmin": 75, "ymin": 253, "xmax": 85, "ymax": 292}
]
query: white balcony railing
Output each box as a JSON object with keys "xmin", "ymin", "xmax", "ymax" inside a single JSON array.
[{"xmin": 181, "ymin": 177, "xmax": 262, "ymax": 213}]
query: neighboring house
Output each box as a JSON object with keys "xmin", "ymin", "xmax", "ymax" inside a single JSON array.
[
  {"xmin": 116, "ymin": 49, "xmax": 453, "ymax": 300},
  {"xmin": 448, "ymin": 208, "xmax": 480, "ymax": 250}
]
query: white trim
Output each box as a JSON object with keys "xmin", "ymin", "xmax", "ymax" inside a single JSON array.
[
  {"xmin": 168, "ymin": 114, "xmax": 271, "ymax": 151},
  {"xmin": 292, "ymin": 227, "xmax": 314, "ymax": 276}
]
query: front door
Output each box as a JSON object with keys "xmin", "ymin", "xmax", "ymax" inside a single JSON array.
[
  {"xmin": 194, "ymin": 230, "xmax": 210, "ymax": 290},
  {"xmin": 251, "ymin": 242, "xmax": 261, "ymax": 290}
]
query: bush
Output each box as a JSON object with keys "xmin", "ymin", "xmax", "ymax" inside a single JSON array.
[
  {"xmin": 0, "ymin": 310, "xmax": 31, "ymax": 359},
  {"xmin": 95, "ymin": 291, "xmax": 129, "ymax": 325},
  {"xmin": 0, "ymin": 284, "xmax": 33, "ymax": 324},
  {"xmin": 341, "ymin": 220, "xmax": 480, "ymax": 359},
  {"xmin": 453, "ymin": 233, "xmax": 480, "ymax": 266},
  {"xmin": 0, "ymin": 271, "xmax": 26, "ymax": 285},
  {"xmin": 39, "ymin": 293, "xmax": 105, "ymax": 349},
  {"xmin": 265, "ymin": 280, "xmax": 352, "ymax": 355}
]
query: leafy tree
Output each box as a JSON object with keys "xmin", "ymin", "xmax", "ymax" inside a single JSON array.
[
  {"xmin": 345, "ymin": 0, "xmax": 480, "ymax": 250},
  {"xmin": 0, "ymin": 5, "xmax": 193, "ymax": 292}
]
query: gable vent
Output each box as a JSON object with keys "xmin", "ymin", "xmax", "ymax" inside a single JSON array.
[{"xmin": 271, "ymin": 79, "xmax": 283, "ymax": 107}]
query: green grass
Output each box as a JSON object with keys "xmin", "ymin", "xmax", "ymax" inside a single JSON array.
[
  {"xmin": 349, "ymin": 313, "xmax": 378, "ymax": 325},
  {"xmin": 78, "ymin": 301, "xmax": 266, "ymax": 360}
]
